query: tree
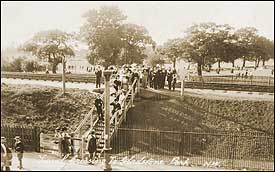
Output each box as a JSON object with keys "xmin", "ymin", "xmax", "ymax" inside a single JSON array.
[
  {"xmin": 182, "ymin": 22, "xmax": 221, "ymax": 76},
  {"xmin": 148, "ymin": 48, "xmax": 166, "ymax": 67},
  {"xmin": 21, "ymin": 29, "xmax": 75, "ymax": 73},
  {"xmin": 120, "ymin": 23, "xmax": 155, "ymax": 64},
  {"xmin": 160, "ymin": 38, "xmax": 184, "ymax": 68},
  {"xmin": 81, "ymin": 6, "xmax": 155, "ymax": 67},
  {"xmin": 1, "ymin": 57, "xmax": 25, "ymax": 72},
  {"xmin": 235, "ymin": 27, "xmax": 258, "ymax": 69},
  {"xmin": 81, "ymin": 6, "xmax": 126, "ymax": 68},
  {"xmin": 206, "ymin": 24, "xmax": 238, "ymax": 70},
  {"xmin": 253, "ymin": 36, "xmax": 274, "ymax": 68},
  {"xmin": 21, "ymin": 29, "xmax": 75, "ymax": 95}
]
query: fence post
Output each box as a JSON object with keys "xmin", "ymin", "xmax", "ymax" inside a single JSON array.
[
  {"xmin": 189, "ymin": 133, "xmax": 192, "ymax": 155},
  {"xmin": 181, "ymin": 80, "xmax": 184, "ymax": 97},
  {"xmin": 35, "ymin": 127, "xmax": 40, "ymax": 152},
  {"xmin": 81, "ymin": 137, "xmax": 85, "ymax": 160}
]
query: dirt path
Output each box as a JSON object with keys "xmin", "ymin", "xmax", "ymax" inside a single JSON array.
[{"xmin": 149, "ymin": 87, "xmax": 274, "ymax": 101}]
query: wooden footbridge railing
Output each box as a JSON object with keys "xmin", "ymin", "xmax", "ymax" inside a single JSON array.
[{"xmin": 73, "ymin": 78, "xmax": 139, "ymax": 160}]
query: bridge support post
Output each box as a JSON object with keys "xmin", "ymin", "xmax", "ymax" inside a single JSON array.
[{"xmin": 103, "ymin": 70, "xmax": 112, "ymax": 171}]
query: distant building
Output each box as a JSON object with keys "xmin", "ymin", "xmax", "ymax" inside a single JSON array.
[{"xmin": 56, "ymin": 48, "xmax": 97, "ymax": 74}]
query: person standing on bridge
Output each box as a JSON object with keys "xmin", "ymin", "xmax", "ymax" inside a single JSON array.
[
  {"xmin": 95, "ymin": 67, "xmax": 102, "ymax": 88},
  {"xmin": 167, "ymin": 68, "xmax": 173, "ymax": 90},
  {"xmin": 94, "ymin": 95, "xmax": 104, "ymax": 121},
  {"xmin": 172, "ymin": 69, "xmax": 177, "ymax": 91},
  {"xmin": 110, "ymin": 98, "xmax": 121, "ymax": 117}
]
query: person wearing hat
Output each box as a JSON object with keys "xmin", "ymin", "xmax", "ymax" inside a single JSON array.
[
  {"xmin": 110, "ymin": 98, "xmax": 121, "ymax": 117},
  {"xmin": 61, "ymin": 127, "xmax": 70, "ymax": 159},
  {"xmin": 95, "ymin": 67, "xmax": 102, "ymax": 88},
  {"xmin": 1, "ymin": 136, "xmax": 12, "ymax": 171},
  {"xmin": 167, "ymin": 68, "xmax": 173, "ymax": 90},
  {"xmin": 94, "ymin": 94, "xmax": 104, "ymax": 121},
  {"xmin": 54, "ymin": 127, "xmax": 63, "ymax": 158},
  {"xmin": 14, "ymin": 136, "xmax": 24, "ymax": 169},
  {"xmin": 86, "ymin": 131, "xmax": 97, "ymax": 164}
]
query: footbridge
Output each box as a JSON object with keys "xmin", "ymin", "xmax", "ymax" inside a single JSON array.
[{"xmin": 73, "ymin": 76, "xmax": 140, "ymax": 160}]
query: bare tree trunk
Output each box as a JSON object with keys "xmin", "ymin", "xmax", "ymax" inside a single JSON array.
[
  {"xmin": 232, "ymin": 60, "xmax": 235, "ymax": 67},
  {"xmin": 218, "ymin": 60, "xmax": 221, "ymax": 69},
  {"xmin": 242, "ymin": 57, "xmax": 246, "ymax": 69},
  {"xmin": 262, "ymin": 59, "xmax": 266, "ymax": 66},
  {"xmin": 255, "ymin": 58, "xmax": 260, "ymax": 69},
  {"xmin": 197, "ymin": 63, "xmax": 202, "ymax": 76}
]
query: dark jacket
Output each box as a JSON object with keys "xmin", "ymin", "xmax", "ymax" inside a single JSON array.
[
  {"xmin": 95, "ymin": 70, "xmax": 102, "ymax": 78},
  {"xmin": 94, "ymin": 98, "xmax": 103, "ymax": 109},
  {"xmin": 14, "ymin": 141, "xmax": 24, "ymax": 153},
  {"xmin": 167, "ymin": 72, "xmax": 173, "ymax": 82},
  {"xmin": 110, "ymin": 101, "xmax": 121, "ymax": 114},
  {"xmin": 87, "ymin": 136, "xmax": 97, "ymax": 153}
]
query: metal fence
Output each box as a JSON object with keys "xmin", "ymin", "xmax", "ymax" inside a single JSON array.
[
  {"xmin": 110, "ymin": 128, "xmax": 274, "ymax": 171},
  {"xmin": 189, "ymin": 75, "xmax": 274, "ymax": 86}
]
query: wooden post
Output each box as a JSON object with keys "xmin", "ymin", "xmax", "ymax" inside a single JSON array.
[
  {"xmin": 268, "ymin": 76, "xmax": 271, "ymax": 86},
  {"xmin": 181, "ymin": 80, "xmax": 184, "ymax": 96},
  {"xmin": 78, "ymin": 132, "xmax": 82, "ymax": 159},
  {"xmin": 62, "ymin": 57, "xmax": 66, "ymax": 95},
  {"xmin": 81, "ymin": 137, "xmax": 85, "ymax": 160}
]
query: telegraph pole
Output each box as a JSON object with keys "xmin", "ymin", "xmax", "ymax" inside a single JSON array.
[
  {"xmin": 103, "ymin": 70, "xmax": 112, "ymax": 171},
  {"xmin": 62, "ymin": 57, "xmax": 66, "ymax": 95}
]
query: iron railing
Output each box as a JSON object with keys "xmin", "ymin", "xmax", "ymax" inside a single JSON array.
[
  {"xmin": 110, "ymin": 128, "xmax": 274, "ymax": 171},
  {"xmin": 189, "ymin": 75, "xmax": 274, "ymax": 86}
]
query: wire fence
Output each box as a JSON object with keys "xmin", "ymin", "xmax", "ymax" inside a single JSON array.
[
  {"xmin": 110, "ymin": 128, "xmax": 274, "ymax": 171},
  {"xmin": 189, "ymin": 75, "xmax": 274, "ymax": 86}
]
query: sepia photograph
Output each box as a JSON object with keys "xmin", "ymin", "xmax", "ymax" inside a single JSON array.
[{"xmin": 1, "ymin": 1, "xmax": 274, "ymax": 171}]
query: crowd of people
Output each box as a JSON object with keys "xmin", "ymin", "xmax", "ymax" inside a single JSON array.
[
  {"xmin": 94, "ymin": 64, "xmax": 178, "ymax": 124},
  {"xmin": 1, "ymin": 64, "xmax": 178, "ymax": 170},
  {"xmin": 54, "ymin": 127, "xmax": 75, "ymax": 159}
]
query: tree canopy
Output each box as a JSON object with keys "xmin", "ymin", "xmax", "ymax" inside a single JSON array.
[
  {"xmin": 21, "ymin": 29, "xmax": 75, "ymax": 73},
  {"xmin": 161, "ymin": 22, "xmax": 274, "ymax": 76},
  {"xmin": 81, "ymin": 5, "xmax": 155, "ymax": 68}
]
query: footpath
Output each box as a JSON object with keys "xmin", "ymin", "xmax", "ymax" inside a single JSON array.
[{"xmin": 10, "ymin": 152, "xmax": 234, "ymax": 171}]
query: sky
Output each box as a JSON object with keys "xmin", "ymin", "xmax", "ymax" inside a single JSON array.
[{"xmin": 1, "ymin": 1, "xmax": 274, "ymax": 50}]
